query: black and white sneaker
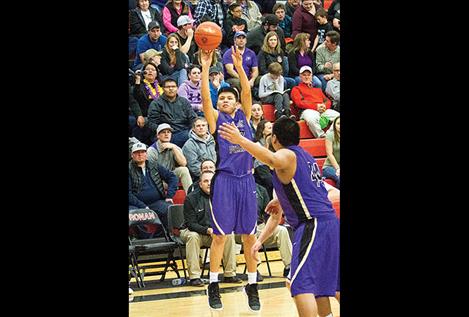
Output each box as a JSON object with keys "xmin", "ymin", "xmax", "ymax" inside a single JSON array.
[
  {"xmin": 207, "ymin": 282, "xmax": 223, "ymax": 310},
  {"xmin": 243, "ymin": 283, "xmax": 261, "ymax": 312}
]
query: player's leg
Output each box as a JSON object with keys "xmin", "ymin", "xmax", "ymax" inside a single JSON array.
[
  {"xmin": 207, "ymin": 234, "xmax": 227, "ymax": 310},
  {"xmin": 316, "ymin": 296, "xmax": 333, "ymax": 317},
  {"xmin": 293, "ymin": 293, "xmax": 318, "ymax": 317},
  {"xmin": 242, "ymin": 233, "xmax": 261, "ymax": 312}
]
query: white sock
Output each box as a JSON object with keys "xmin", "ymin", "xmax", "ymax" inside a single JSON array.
[
  {"xmin": 209, "ymin": 272, "xmax": 219, "ymax": 284},
  {"xmin": 324, "ymin": 313, "xmax": 333, "ymax": 317},
  {"xmin": 247, "ymin": 272, "xmax": 257, "ymax": 285}
]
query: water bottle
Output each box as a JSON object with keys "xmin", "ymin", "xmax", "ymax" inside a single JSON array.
[{"xmin": 171, "ymin": 278, "xmax": 186, "ymax": 286}]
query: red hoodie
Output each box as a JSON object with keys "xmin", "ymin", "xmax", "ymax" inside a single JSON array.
[{"xmin": 291, "ymin": 82, "xmax": 331, "ymax": 111}]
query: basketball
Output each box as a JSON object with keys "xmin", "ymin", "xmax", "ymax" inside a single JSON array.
[{"xmin": 194, "ymin": 21, "xmax": 223, "ymax": 51}]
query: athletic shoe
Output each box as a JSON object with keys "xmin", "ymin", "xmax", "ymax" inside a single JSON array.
[
  {"xmin": 283, "ymin": 266, "xmax": 290, "ymax": 278},
  {"xmin": 244, "ymin": 283, "xmax": 261, "ymax": 312},
  {"xmin": 223, "ymin": 275, "xmax": 243, "ymax": 283},
  {"xmin": 207, "ymin": 282, "xmax": 223, "ymax": 310},
  {"xmin": 189, "ymin": 278, "xmax": 204, "ymax": 287},
  {"xmin": 256, "ymin": 270, "xmax": 264, "ymax": 282}
]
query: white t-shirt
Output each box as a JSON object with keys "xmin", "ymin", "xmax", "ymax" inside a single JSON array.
[{"xmin": 141, "ymin": 10, "xmax": 152, "ymax": 30}]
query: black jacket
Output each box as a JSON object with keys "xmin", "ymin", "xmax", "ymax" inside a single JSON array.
[
  {"xmin": 129, "ymin": 7, "xmax": 165, "ymax": 37},
  {"xmin": 183, "ymin": 187, "xmax": 211, "ymax": 235}
]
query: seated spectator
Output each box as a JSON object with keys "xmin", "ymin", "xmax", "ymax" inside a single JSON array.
[
  {"xmin": 222, "ymin": 31, "xmax": 259, "ymax": 93},
  {"xmin": 325, "ymin": 62, "xmax": 340, "ymax": 112},
  {"xmin": 257, "ymin": 31, "xmax": 295, "ymax": 89},
  {"xmin": 129, "ymin": 0, "xmax": 165, "ymax": 38},
  {"xmin": 162, "ymin": 0, "xmax": 193, "ymax": 34},
  {"xmin": 322, "ymin": 116, "xmax": 340, "ymax": 188},
  {"xmin": 174, "ymin": 15, "xmax": 198, "ymax": 63},
  {"xmin": 223, "ymin": 3, "xmax": 249, "ymax": 48},
  {"xmin": 246, "ymin": 14, "xmax": 286, "ymax": 55},
  {"xmin": 290, "ymin": 66, "xmax": 339, "ymax": 138},
  {"xmin": 147, "ymin": 123, "xmax": 193, "ymax": 192},
  {"xmin": 258, "ymin": 62, "xmax": 292, "ymax": 120},
  {"xmin": 291, "ymin": 0, "xmax": 321, "ymax": 39},
  {"xmin": 249, "ymin": 101, "xmax": 264, "ymax": 137},
  {"xmin": 208, "ymin": 65, "xmax": 230, "ymax": 110},
  {"xmin": 178, "ymin": 64, "xmax": 203, "ymax": 116},
  {"xmin": 180, "ymin": 170, "xmax": 242, "ymax": 286},
  {"xmin": 142, "ymin": 48, "xmax": 162, "ymax": 68},
  {"xmin": 273, "ymin": 3, "xmax": 292, "ymax": 39},
  {"xmin": 132, "ymin": 21, "xmax": 168, "ymax": 71},
  {"xmin": 131, "ymin": 62, "xmax": 164, "ymax": 145},
  {"xmin": 186, "ymin": 158, "xmax": 216, "ymax": 193},
  {"xmin": 182, "ymin": 117, "xmax": 216, "ymax": 181},
  {"xmin": 287, "ymin": 32, "xmax": 322, "ymax": 88},
  {"xmin": 313, "ymin": 8, "xmax": 333, "ymax": 52},
  {"xmin": 129, "ymin": 142, "xmax": 178, "ymax": 234},
  {"xmin": 254, "ymin": 182, "xmax": 292, "ymax": 277},
  {"xmin": 159, "ymin": 34, "xmax": 189, "ymax": 86},
  {"xmin": 315, "ymin": 31, "xmax": 340, "ymax": 92},
  {"xmin": 236, "ymin": 0, "xmax": 262, "ymax": 30},
  {"xmin": 147, "ymin": 78, "xmax": 197, "ymax": 148}
]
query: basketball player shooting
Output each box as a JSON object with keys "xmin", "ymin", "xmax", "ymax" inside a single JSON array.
[{"xmin": 200, "ymin": 47, "xmax": 262, "ymax": 313}]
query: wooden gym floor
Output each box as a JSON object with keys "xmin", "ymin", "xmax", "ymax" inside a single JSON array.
[{"xmin": 129, "ymin": 251, "xmax": 340, "ymax": 316}]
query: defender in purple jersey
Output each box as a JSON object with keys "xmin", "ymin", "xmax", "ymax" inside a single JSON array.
[
  {"xmin": 218, "ymin": 116, "xmax": 340, "ymax": 317},
  {"xmin": 200, "ymin": 47, "xmax": 261, "ymax": 312}
]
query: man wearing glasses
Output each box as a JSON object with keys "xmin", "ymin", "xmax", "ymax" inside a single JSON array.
[
  {"xmin": 223, "ymin": 3, "xmax": 248, "ymax": 48},
  {"xmin": 147, "ymin": 78, "xmax": 197, "ymax": 148}
]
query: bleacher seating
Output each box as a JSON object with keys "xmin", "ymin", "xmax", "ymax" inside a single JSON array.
[
  {"xmin": 262, "ymin": 104, "xmax": 276, "ymax": 122},
  {"xmin": 298, "ymin": 120, "xmax": 314, "ymax": 139},
  {"xmin": 172, "ymin": 189, "xmax": 186, "ymax": 205}
]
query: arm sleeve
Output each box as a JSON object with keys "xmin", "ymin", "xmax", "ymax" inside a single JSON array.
[
  {"xmin": 183, "ymin": 197, "xmax": 208, "ymax": 234},
  {"xmin": 162, "ymin": 7, "xmax": 178, "ymax": 34},
  {"xmin": 147, "ymin": 100, "xmax": 160, "ymax": 132},
  {"xmin": 182, "ymin": 142, "xmax": 201, "ymax": 179},
  {"xmin": 158, "ymin": 164, "xmax": 179, "ymax": 198}
]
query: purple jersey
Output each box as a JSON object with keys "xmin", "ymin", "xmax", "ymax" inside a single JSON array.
[
  {"xmin": 215, "ymin": 109, "xmax": 254, "ymax": 176},
  {"xmin": 272, "ymin": 145, "xmax": 335, "ymax": 230}
]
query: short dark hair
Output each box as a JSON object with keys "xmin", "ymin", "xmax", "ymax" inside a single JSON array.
[
  {"xmin": 192, "ymin": 116, "xmax": 207, "ymax": 128},
  {"xmin": 200, "ymin": 158, "xmax": 215, "ymax": 170},
  {"xmin": 218, "ymin": 86, "xmax": 239, "ymax": 102},
  {"xmin": 272, "ymin": 116, "xmax": 299, "ymax": 146},
  {"xmin": 272, "ymin": 3, "xmax": 285, "ymax": 13},
  {"xmin": 326, "ymin": 31, "xmax": 340, "ymax": 44},
  {"xmin": 315, "ymin": 8, "xmax": 328, "ymax": 18},
  {"xmin": 162, "ymin": 78, "xmax": 177, "ymax": 87}
]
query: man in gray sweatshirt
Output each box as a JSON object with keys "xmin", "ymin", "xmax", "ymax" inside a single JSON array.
[{"xmin": 182, "ymin": 117, "xmax": 216, "ymax": 181}]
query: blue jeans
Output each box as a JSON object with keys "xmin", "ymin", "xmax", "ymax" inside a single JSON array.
[
  {"xmin": 316, "ymin": 74, "xmax": 330, "ymax": 92},
  {"xmin": 161, "ymin": 69, "xmax": 188, "ymax": 86},
  {"xmin": 284, "ymin": 77, "xmax": 296, "ymax": 89},
  {"xmin": 171, "ymin": 129, "xmax": 191, "ymax": 148},
  {"xmin": 322, "ymin": 166, "xmax": 340, "ymax": 189}
]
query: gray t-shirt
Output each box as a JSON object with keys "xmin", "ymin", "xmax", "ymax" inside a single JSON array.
[{"xmin": 323, "ymin": 131, "xmax": 340, "ymax": 168}]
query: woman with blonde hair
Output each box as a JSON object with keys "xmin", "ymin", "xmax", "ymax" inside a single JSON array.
[
  {"xmin": 257, "ymin": 31, "xmax": 295, "ymax": 88},
  {"xmin": 287, "ymin": 32, "xmax": 322, "ymax": 88},
  {"xmin": 159, "ymin": 33, "xmax": 188, "ymax": 85}
]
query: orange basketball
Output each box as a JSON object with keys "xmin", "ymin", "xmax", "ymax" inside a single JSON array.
[{"xmin": 194, "ymin": 21, "xmax": 223, "ymax": 51}]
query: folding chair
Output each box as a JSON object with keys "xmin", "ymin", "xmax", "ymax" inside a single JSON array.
[
  {"xmin": 129, "ymin": 208, "xmax": 181, "ymax": 287},
  {"xmin": 167, "ymin": 204, "xmax": 219, "ymax": 279},
  {"xmin": 166, "ymin": 204, "xmax": 187, "ymax": 279}
]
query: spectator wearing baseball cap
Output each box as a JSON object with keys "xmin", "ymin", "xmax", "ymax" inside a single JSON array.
[
  {"xmin": 162, "ymin": 0, "xmax": 193, "ymax": 34},
  {"xmin": 290, "ymin": 61, "xmax": 339, "ymax": 138},
  {"xmin": 174, "ymin": 15, "xmax": 198, "ymax": 63},
  {"xmin": 129, "ymin": 137, "xmax": 179, "ymax": 234},
  {"xmin": 147, "ymin": 123, "xmax": 193, "ymax": 192},
  {"xmin": 246, "ymin": 14, "xmax": 286, "ymax": 54},
  {"xmin": 223, "ymin": 3, "xmax": 249, "ymax": 48},
  {"xmin": 132, "ymin": 20, "xmax": 168, "ymax": 71}
]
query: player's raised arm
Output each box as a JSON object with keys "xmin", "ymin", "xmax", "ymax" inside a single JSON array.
[
  {"xmin": 231, "ymin": 46, "xmax": 252, "ymax": 121},
  {"xmin": 200, "ymin": 49, "xmax": 218, "ymax": 134}
]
